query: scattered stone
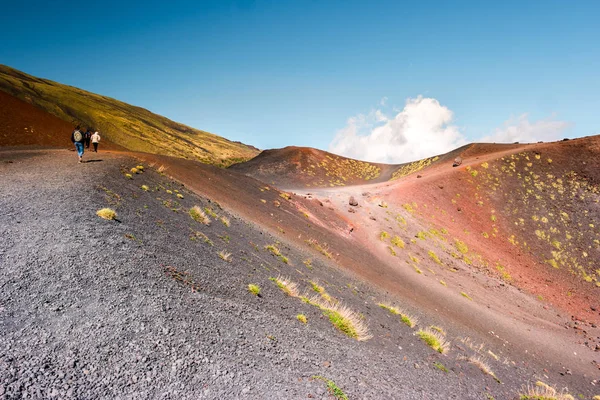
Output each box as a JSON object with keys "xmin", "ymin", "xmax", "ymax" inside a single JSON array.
[
  {"xmin": 453, "ymin": 157, "xmax": 462, "ymax": 167},
  {"xmin": 349, "ymin": 196, "xmax": 358, "ymax": 206}
]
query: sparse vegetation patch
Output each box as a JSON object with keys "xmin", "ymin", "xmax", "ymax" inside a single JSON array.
[
  {"xmin": 312, "ymin": 376, "xmax": 349, "ymax": 400},
  {"xmin": 189, "ymin": 206, "xmax": 211, "ymax": 225},
  {"xmin": 270, "ymin": 276, "xmax": 299, "ymax": 297},
  {"xmin": 416, "ymin": 328, "xmax": 450, "ymax": 353},
  {"xmin": 248, "ymin": 284, "xmax": 260, "ymax": 296},
  {"xmin": 96, "ymin": 208, "xmax": 117, "ymax": 220}
]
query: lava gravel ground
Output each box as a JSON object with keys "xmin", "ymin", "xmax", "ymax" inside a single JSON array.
[{"xmin": 0, "ymin": 149, "xmax": 589, "ymax": 399}]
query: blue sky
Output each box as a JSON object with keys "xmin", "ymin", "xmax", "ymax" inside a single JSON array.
[{"xmin": 1, "ymin": 0, "xmax": 599, "ymax": 162}]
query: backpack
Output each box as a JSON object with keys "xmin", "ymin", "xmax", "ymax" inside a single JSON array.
[{"xmin": 73, "ymin": 130, "xmax": 83, "ymax": 142}]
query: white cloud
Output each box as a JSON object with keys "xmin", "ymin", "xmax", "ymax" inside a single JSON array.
[
  {"xmin": 379, "ymin": 96, "xmax": 388, "ymax": 106},
  {"xmin": 479, "ymin": 113, "xmax": 570, "ymax": 143},
  {"xmin": 329, "ymin": 97, "xmax": 571, "ymax": 164},
  {"xmin": 329, "ymin": 96, "xmax": 467, "ymax": 164}
]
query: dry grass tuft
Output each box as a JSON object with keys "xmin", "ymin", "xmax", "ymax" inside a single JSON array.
[
  {"xmin": 218, "ymin": 250, "xmax": 232, "ymax": 262},
  {"xmin": 310, "ymin": 280, "xmax": 324, "ymax": 293},
  {"xmin": 270, "ymin": 276, "xmax": 299, "ymax": 297},
  {"xmin": 305, "ymin": 295, "xmax": 371, "ymax": 341},
  {"xmin": 416, "ymin": 327, "xmax": 450, "ymax": 353},
  {"xmin": 96, "ymin": 208, "xmax": 117, "ymax": 220},
  {"xmin": 189, "ymin": 206, "xmax": 211, "ymax": 225},
  {"xmin": 220, "ymin": 216, "xmax": 231, "ymax": 227},
  {"xmin": 377, "ymin": 303, "xmax": 419, "ymax": 328},
  {"xmin": 464, "ymin": 355, "xmax": 500, "ymax": 383},
  {"xmin": 519, "ymin": 381, "xmax": 575, "ymax": 400}
]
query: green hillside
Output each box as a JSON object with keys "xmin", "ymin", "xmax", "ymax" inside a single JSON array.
[{"xmin": 0, "ymin": 65, "xmax": 259, "ymax": 166}]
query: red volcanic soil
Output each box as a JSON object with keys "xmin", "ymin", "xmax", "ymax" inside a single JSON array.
[
  {"xmin": 230, "ymin": 146, "xmax": 398, "ymax": 188},
  {"xmin": 0, "ymin": 90, "xmax": 121, "ymax": 149},
  {"xmin": 136, "ymin": 149, "xmax": 600, "ymax": 378},
  {"xmin": 386, "ymin": 140, "xmax": 600, "ymax": 323}
]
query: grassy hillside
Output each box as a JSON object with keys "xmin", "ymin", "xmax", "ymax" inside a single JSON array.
[{"xmin": 0, "ymin": 65, "xmax": 259, "ymax": 166}]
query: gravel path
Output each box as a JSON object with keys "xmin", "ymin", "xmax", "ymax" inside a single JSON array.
[{"xmin": 0, "ymin": 149, "xmax": 593, "ymax": 399}]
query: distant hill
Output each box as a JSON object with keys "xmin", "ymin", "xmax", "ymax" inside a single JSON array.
[
  {"xmin": 0, "ymin": 65, "xmax": 259, "ymax": 166},
  {"xmin": 230, "ymin": 146, "xmax": 396, "ymax": 188}
]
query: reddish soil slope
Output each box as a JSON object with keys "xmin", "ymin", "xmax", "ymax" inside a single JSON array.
[
  {"xmin": 229, "ymin": 139, "xmax": 600, "ymax": 373},
  {"xmin": 230, "ymin": 146, "xmax": 397, "ymax": 188},
  {"xmin": 0, "ymin": 90, "xmax": 121, "ymax": 149}
]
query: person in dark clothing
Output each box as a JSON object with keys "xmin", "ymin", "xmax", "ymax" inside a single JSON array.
[
  {"xmin": 71, "ymin": 126, "xmax": 85, "ymax": 163},
  {"xmin": 84, "ymin": 129, "xmax": 92, "ymax": 149}
]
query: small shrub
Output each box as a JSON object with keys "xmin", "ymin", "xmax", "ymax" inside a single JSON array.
[
  {"xmin": 125, "ymin": 173, "xmax": 133, "ymax": 179},
  {"xmin": 297, "ymin": 314, "xmax": 307, "ymax": 324},
  {"xmin": 279, "ymin": 192, "xmax": 291, "ymax": 200},
  {"xmin": 220, "ymin": 216, "xmax": 230, "ymax": 227},
  {"xmin": 455, "ymin": 239, "xmax": 469, "ymax": 254},
  {"xmin": 416, "ymin": 231, "xmax": 428, "ymax": 240},
  {"xmin": 460, "ymin": 292, "xmax": 473, "ymax": 301},
  {"xmin": 166, "ymin": 189, "xmax": 173, "ymax": 194},
  {"xmin": 130, "ymin": 167, "xmax": 139, "ymax": 174},
  {"xmin": 416, "ymin": 327, "xmax": 450, "ymax": 353},
  {"xmin": 433, "ymin": 361, "xmax": 448, "ymax": 372},
  {"xmin": 176, "ymin": 193, "xmax": 184, "ymax": 199},
  {"xmin": 96, "ymin": 208, "xmax": 117, "ymax": 220},
  {"xmin": 391, "ymin": 236, "xmax": 405, "ymax": 248},
  {"xmin": 218, "ymin": 250, "xmax": 232, "ymax": 262},
  {"xmin": 440, "ymin": 280, "xmax": 447, "ymax": 286},
  {"xmin": 189, "ymin": 206, "xmax": 211, "ymax": 225},
  {"xmin": 136, "ymin": 165, "xmax": 144, "ymax": 171},
  {"xmin": 141, "ymin": 185, "xmax": 149, "ymax": 191},
  {"xmin": 428, "ymin": 250, "xmax": 442, "ymax": 265},
  {"xmin": 312, "ymin": 376, "xmax": 348, "ymax": 400},
  {"xmin": 380, "ymin": 231, "xmax": 389, "ymax": 241},
  {"xmin": 248, "ymin": 284, "xmax": 260, "ymax": 296}
]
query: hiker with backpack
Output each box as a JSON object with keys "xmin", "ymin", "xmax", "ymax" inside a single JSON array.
[
  {"xmin": 91, "ymin": 131, "xmax": 101, "ymax": 152},
  {"xmin": 71, "ymin": 126, "xmax": 85, "ymax": 163},
  {"xmin": 84, "ymin": 128, "xmax": 92, "ymax": 149}
]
